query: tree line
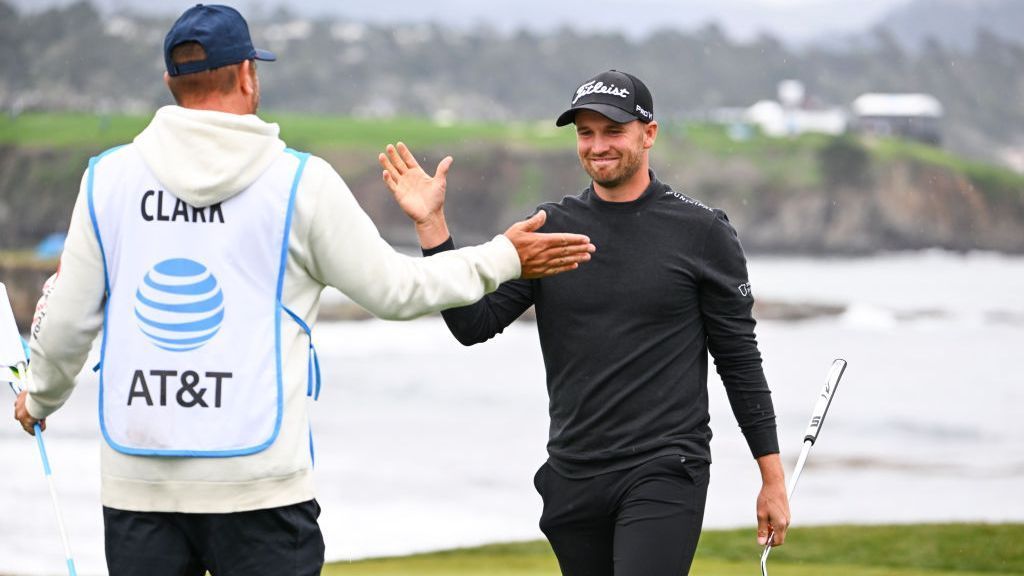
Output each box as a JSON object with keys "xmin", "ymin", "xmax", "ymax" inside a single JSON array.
[{"xmin": 1, "ymin": 1, "xmax": 1022, "ymax": 166}]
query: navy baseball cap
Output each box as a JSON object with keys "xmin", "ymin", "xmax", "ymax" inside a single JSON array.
[
  {"xmin": 555, "ymin": 70, "xmax": 654, "ymax": 127},
  {"xmin": 164, "ymin": 4, "xmax": 276, "ymax": 77}
]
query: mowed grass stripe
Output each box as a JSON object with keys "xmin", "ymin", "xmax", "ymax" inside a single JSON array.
[{"xmin": 324, "ymin": 524, "xmax": 1024, "ymax": 575}]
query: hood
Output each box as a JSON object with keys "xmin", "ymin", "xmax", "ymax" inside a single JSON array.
[{"xmin": 133, "ymin": 105, "xmax": 286, "ymax": 207}]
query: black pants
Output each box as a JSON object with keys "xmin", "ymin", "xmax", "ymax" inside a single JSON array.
[
  {"xmin": 535, "ymin": 455, "xmax": 710, "ymax": 576},
  {"xmin": 103, "ymin": 499, "xmax": 325, "ymax": 576}
]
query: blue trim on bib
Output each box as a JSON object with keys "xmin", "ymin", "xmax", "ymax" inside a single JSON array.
[
  {"xmin": 95, "ymin": 147, "xmax": 310, "ymax": 458},
  {"xmin": 87, "ymin": 145, "xmax": 124, "ymax": 457},
  {"xmin": 281, "ymin": 305, "xmax": 321, "ymax": 401},
  {"xmin": 260, "ymin": 148, "xmax": 311, "ymax": 458},
  {"xmin": 308, "ymin": 424, "xmax": 315, "ymax": 468}
]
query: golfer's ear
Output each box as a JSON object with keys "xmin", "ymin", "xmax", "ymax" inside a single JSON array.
[{"xmin": 644, "ymin": 120, "xmax": 658, "ymax": 149}]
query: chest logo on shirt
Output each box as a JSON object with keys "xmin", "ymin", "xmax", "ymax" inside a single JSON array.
[{"xmin": 134, "ymin": 258, "xmax": 225, "ymax": 352}]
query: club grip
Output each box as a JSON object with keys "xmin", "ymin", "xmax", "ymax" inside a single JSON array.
[{"xmin": 803, "ymin": 358, "xmax": 846, "ymax": 444}]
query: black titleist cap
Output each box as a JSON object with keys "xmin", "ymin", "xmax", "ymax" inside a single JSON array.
[
  {"xmin": 555, "ymin": 70, "xmax": 654, "ymax": 127},
  {"xmin": 164, "ymin": 4, "xmax": 276, "ymax": 77}
]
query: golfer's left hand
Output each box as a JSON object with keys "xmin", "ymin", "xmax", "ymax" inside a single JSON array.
[
  {"xmin": 756, "ymin": 478, "xmax": 790, "ymax": 547},
  {"xmin": 379, "ymin": 142, "xmax": 450, "ymax": 225},
  {"xmin": 379, "ymin": 141, "xmax": 453, "ymax": 248},
  {"xmin": 14, "ymin": 390, "xmax": 44, "ymax": 435}
]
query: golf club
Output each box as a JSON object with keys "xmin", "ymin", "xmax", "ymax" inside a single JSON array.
[{"xmin": 759, "ymin": 358, "xmax": 847, "ymax": 576}]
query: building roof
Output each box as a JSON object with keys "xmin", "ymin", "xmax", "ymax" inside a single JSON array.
[{"xmin": 852, "ymin": 93, "xmax": 943, "ymax": 118}]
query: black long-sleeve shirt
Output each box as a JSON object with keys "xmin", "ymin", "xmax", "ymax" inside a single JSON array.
[{"xmin": 427, "ymin": 172, "xmax": 778, "ymax": 477}]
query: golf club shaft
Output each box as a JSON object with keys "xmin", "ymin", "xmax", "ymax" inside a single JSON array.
[
  {"xmin": 786, "ymin": 441, "xmax": 813, "ymax": 500},
  {"xmin": 760, "ymin": 359, "xmax": 847, "ymax": 575}
]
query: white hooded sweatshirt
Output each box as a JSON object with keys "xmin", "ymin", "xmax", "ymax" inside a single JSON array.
[{"xmin": 24, "ymin": 105, "xmax": 520, "ymax": 513}]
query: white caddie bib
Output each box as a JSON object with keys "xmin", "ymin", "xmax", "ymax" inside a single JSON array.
[{"xmin": 87, "ymin": 144, "xmax": 308, "ymax": 457}]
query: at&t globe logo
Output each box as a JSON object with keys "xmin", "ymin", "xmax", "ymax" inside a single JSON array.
[{"xmin": 135, "ymin": 258, "xmax": 225, "ymax": 352}]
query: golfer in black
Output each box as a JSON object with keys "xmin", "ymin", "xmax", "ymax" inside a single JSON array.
[{"xmin": 379, "ymin": 70, "xmax": 790, "ymax": 575}]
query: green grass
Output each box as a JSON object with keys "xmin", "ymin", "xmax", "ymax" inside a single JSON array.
[
  {"xmin": 661, "ymin": 122, "xmax": 831, "ymax": 189},
  {"xmin": 671, "ymin": 122, "xmax": 832, "ymax": 157},
  {"xmin": 270, "ymin": 114, "xmax": 574, "ymax": 151},
  {"xmin": 0, "ymin": 112, "xmax": 825, "ymax": 155},
  {"xmin": 870, "ymin": 137, "xmax": 1024, "ymax": 203},
  {"xmin": 0, "ymin": 113, "xmax": 150, "ymax": 149},
  {"xmin": 4, "ymin": 112, "xmax": 1019, "ymax": 206},
  {"xmin": 324, "ymin": 524, "xmax": 1024, "ymax": 575},
  {"xmin": 0, "ymin": 112, "xmax": 575, "ymax": 152}
]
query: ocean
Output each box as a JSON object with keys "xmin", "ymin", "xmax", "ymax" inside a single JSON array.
[{"xmin": 2, "ymin": 250, "xmax": 1022, "ymax": 575}]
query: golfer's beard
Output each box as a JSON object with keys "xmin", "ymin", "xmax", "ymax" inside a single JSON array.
[{"xmin": 584, "ymin": 149, "xmax": 644, "ymax": 189}]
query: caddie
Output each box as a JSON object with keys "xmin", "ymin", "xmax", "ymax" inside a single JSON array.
[{"xmin": 12, "ymin": 5, "xmax": 594, "ymax": 575}]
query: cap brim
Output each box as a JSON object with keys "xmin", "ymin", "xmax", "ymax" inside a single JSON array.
[
  {"xmin": 254, "ymin": 48, "xmax": 277, "ymax": 62},
  {"xmin": 555, "ymin": 103, "xmax": 638, "ymax": 127}
]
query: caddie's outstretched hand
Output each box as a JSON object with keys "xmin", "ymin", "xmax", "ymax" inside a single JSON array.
[
  {"xmin": 505, "ymin": 211, "xmax": 596, "ymax": 279},
  {"xmin": 378, "ymin": 142, "xmax": 451, "ymax": 226}
]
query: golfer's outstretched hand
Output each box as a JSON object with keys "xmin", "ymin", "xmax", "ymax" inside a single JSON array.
[
  {"xmin": 504, "ymin": 211, "xmax": 595, "ymax": 279},
  {"xmin": 756, "ymin": 453, "xmax": 791, "ymax": 547},
  {"xmin": 14, "ymin": 389, "xmax": 44, "ymax": 436},
  {"xmin": 379, "ymin": 142, "xmax": 452, "ymax": 248}
]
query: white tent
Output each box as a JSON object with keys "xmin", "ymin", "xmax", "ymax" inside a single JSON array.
[{"xmin": 852, "ymin": 93, "xmax": 943, "ymax": 118}]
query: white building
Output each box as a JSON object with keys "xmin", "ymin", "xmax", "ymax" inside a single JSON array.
[
  {"xmin": 851, "ymin": 93, "xmax": 943, "ymax": 145},
  {"xmin": 733, "ymin": 80, "xmax": 848, "ymax": 138}
]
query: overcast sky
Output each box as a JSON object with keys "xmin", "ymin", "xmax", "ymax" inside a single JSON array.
[{"xmin": 10, "ymin": 0, "xmax": 917, "ymax": 44}]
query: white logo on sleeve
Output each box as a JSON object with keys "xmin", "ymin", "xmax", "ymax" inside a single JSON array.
[{"xmin": 738, "ymin": 282, "xmax": 752, "ymax": 297}]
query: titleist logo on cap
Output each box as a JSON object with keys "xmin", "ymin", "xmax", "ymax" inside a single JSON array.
[
  {"xmin": 573, "ymin": 81, "xmax": 630, "ymax": 105},
  {"xmin": 555, "ymin": 70, "xmax": 653, "ymax": 127}
]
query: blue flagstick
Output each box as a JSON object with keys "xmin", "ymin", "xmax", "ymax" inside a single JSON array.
[
  {"xmin": 31, "ymin": 417, "xmax": 78, "ymax": 576},
  {"xmin": 9, "ymin": 343, "xmax": 78, "ymax": 576}
]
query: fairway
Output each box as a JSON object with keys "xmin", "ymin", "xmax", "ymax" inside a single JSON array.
[
  {"xmin": 327, "ymin": 558, "xmax": 1014, "ymax": 576},
  {"xmin": 324, "ymin": 524, "xmax": 1024, "ymax": 576}
]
